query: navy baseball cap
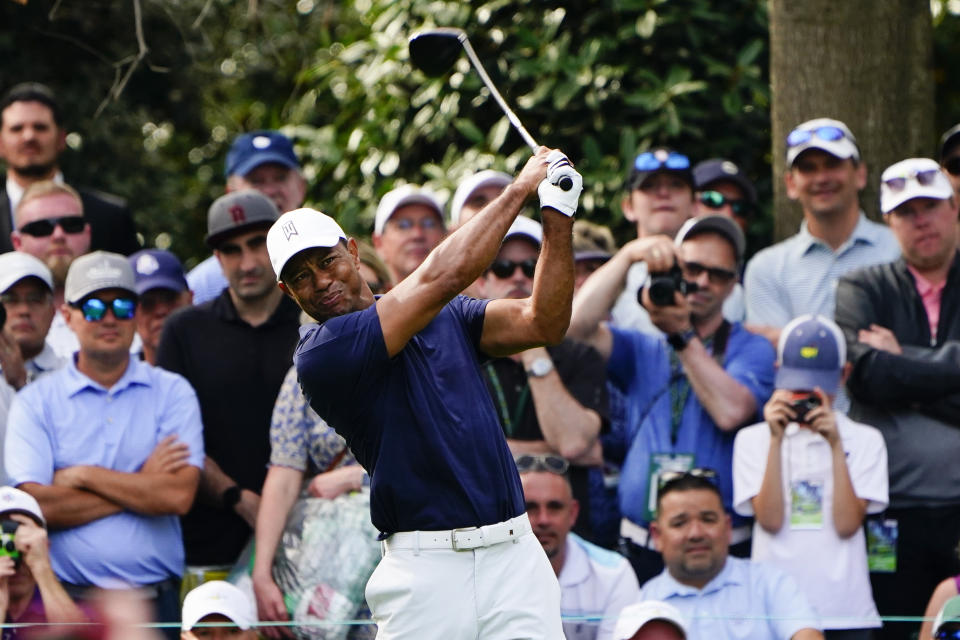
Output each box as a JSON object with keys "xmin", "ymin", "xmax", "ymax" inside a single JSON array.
[
  {"xmin": 693, "ymin": 158, "xmax": 757, "ymax": 204},
  {"xmin": 626, "ymin": 147, "xmax": 694, "ymax": 192},
  {"xmin": 225, "ymin": 131, "xmax": 300, "ymax": 178},
  {"xmin": 129, "ymin": 249, "xmax": 188, "ymax": 295},
  {"xmin": 775, "ymin": 314, "xmax": 846, "ymax": 395}
]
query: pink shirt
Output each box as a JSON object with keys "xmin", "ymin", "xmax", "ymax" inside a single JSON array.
[{"xmin": 907, "ymin": 264, "xmax": 946, "ymax": 341}]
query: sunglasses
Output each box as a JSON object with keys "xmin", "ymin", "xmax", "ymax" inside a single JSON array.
[
  {"xmin": 71, "ymin": 297, "xmax": 137, "ymax": 322},
  {"xmin": 935, "ymin": 630, "xmax": 960, "ymax": 640},
  {"xmin": 698, "ymin": 191, "xmax": 751, "ymax": 216},
  {"xmin": 514, "ymin": 454, "xmax": 569, "ymax": 475},
  {"xmin": 943, "ymin": 157, "xmax": 960, "ymax": 177},
  {"xmin": 489, "ymin": 258, "xmax": 536, "ymax": 279},
  {"xmin": 658, "ymin": 467, "xmax": 718, "ymax": 499},
  {"xmin": 634, "ymin": 151, "xmax": 691, "ymax": 172},
  {"xmin": 883, "ymin": 169, "xmax": 942, "ymax": 192},
  {"xmin": 680, "ymin": 260, "xmax": 737, "ymax": 284},
  {"xmin": 786, "ymin": 125, "xmax": 848, "ymax": 148},
  {"xmin": 390, "ymin": 217, "xmax": 442, "ymax": 231},
  {"xmin": 18, "ymin": 216, "xmax": 86, "ymax": 238}
]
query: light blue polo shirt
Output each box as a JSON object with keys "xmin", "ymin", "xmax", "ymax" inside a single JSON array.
[{"xmin": 5, "ymin": 357, "xmax": 204, "ymax": 587}]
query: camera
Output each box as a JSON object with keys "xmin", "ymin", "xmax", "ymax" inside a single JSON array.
[
  {"xmin": 641, "ymin": 264, "xmax": 699, "ymax": 307},
  {"xmin": 0, "ymin": 520, "xmax": 19, "ymax": 562},
  {"xmin": 791, "ymin": 394, "xmax": 821, "ymax": 423}
]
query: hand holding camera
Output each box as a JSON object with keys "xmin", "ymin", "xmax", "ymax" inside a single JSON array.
[{"xmin": 764, "ymin": 388, "xmax": 837, "ymax": 443}]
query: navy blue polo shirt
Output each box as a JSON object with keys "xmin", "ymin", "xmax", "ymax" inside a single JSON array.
[{"xmin": 295, "ymin": 296, "xmax": 525, "ymax": 535}]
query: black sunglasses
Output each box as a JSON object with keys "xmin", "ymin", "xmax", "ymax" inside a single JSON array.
[
  {"xmin": 943, "ymin": 157, "xmax": 960, "ymax": 177},
  {"xmin": 18, "ymin": 216, "xmax": 86, "ymax": 238},
  {"xmin": 514, "ymin": 454, "xmax": 569, "ymax": 475},
  {"xmin": 698, "ymin": 191, "xmax": 751, "ymax": 216},
  {"xmin": 680, "ymin": 261, "xmax": 737, "ymax": 285},
  {"xmin": 70, "ymin": 297, "xmax": 137, "ymax": 322},
  {"xmin": 489, "ymin": 258, "xmax": 536, "ymax": 279}
]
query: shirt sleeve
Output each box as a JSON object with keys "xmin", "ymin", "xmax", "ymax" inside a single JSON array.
[
  {"xmin": 847, "ymin": 423, "xmax": 889, "ymax": 514},
  {"xmin": 269, "ymin": 366, "xmax": 310, "ymax": 471},
  {"xmin": 5, "ymin": 387, "xmax": 55, "ymax": 486},
  {"xmin": 732, "ymin": 424, "xmax": 767, "ymax": 516},
  {"xmin": 762, "ymin": 563, "xmax": 822, "ymax": 639},
  {"xmin": 607, "ymin": 328, "xmax": 642, "ymax": 393},
  {"xmin": 451, "ymin": 295, "xmax": 491, "ymax": 351},
  {"xmin": 555, "ymin": 341, "xmax": 610, "ymax": 425},
  {"xmin": 157, "ymin": 372, "xmax": 205, "ymax": 469},
  {"xmin": 724, "ymin": 329, "xmax": 776, "ymax": 423},
  {"xmin": 744, "ymin": 250, "xmax": 792, "ymax": 327}
]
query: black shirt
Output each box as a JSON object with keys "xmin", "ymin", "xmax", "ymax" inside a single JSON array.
[{"xmin": 156, "ymin": 289, "xmax": 301, "ymax": 564}]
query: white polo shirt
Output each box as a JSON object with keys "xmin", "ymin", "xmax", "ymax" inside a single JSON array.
[
  {"xmin": 559, "ymin": 533, "xmax": 641, "ymax": 640},
  {"xmin": 732, "ymin": 412, "xmax": 888, "ymax": 629}
]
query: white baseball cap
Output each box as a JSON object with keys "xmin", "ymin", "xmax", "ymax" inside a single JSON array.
[
  {"xmin": 0, "ymin": 251, "xmax": 54, "ymax": 295},
  {"xmin": 449, "ymin": 170, "xmax": 512, "ymax": 226},
  {"xmin": 181, "ymin": 580, "xmax": 255, "ymax": 631},
  {"xmin": 504, "ymin": 216, "xmax": 543, "ymax": 247},
  {"xmin": 267, "ymin": 208, "xmax": 348, "ymax": 281},
  {"xmin": 0, "ymin": 486, "xmax": 45, "ymax": 527},
  {"xmin": 373, "ymin": 185, "xmax": 445, "ymax": 236},
  {"xmin": 613, "ymin": 600, "xmax": 688, "ymax": 639},
  {"xmin": 786, "ymin": 118, "xmax": 859, "ymax": 166},
  {"xmin": 880, "ymin": 157, "xmax": 954, "ymax": 215}
]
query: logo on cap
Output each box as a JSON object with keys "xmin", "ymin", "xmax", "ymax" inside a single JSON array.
[
  {"xmin": 87, "ymin": 264, "xmax": 123, "ymax": 280},
  {"xmin": 800, "ymin": 346, "xmax": 819, "ymax": 359},
  {"xmin": 229, "ymin": 205, "xmax": 246, "ymax": 224},
  {"xmin": 136, "ymin": 254, "xmax": 160, "ymax": 275},
  {"xmin": 721, "ymin": 160, "xmax": 739, "ymax": 175},
  {"xmin": 282, "ymin": 220, "xmax": 298, "ymax": 241},
  {"xmin": 253, "ymin": 135, "xmax": 272, "ymax": 149}
]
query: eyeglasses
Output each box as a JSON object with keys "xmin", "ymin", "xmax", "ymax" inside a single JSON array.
[
  {"xmin": 786, "ymin": 125, "xmax": 848, "ymax": 148},
  {"xmin": 680, "ymin": 261, "xmax": 737, "ymax": 284},
  {"xmin": 489, "ymin": 258, "xmax": 536, "ymax": 279},
  {"xmin": 71, "ymin": 297, "xmax": 137, "ymax": 322},
  {"xmin": 18, "ymin": 216, "xmax": 86, "ymax": 237},
  {"xmin": 0, "ymin": 291, "xmax": 50, "ymax": 307},
  {"xmin": 698, "ymin": 191, "xmax": 751, "ymax": 216},
  {"xmin": 514, "ymin": 454, "xmax": 569, "ymax": 475},
  {"xmin": 390, "ymin": 217, "xmax": 442, "ymax": 232},
  {"xmin": 634, "ymin": 151, "xmax": 691, "ymax": 172},
  {"xmin": 943, "ymin": 157, "xmax": 960, "ymax": 177},
  {"xmin": 883, "ymin": 169, "xmax": 942, "ymax": 192}
]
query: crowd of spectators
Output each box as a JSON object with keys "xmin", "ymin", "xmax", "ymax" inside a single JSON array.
[{"xmin": 1, "ymin": 78, "xmax": 960, "ymax": 640}]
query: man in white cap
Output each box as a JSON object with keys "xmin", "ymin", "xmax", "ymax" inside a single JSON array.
[
  {"xmin": 371, "ymin": 184, "xmax": 446, "ymax": 285},
  {"xmin": 612, "ymin": 600, "xmax": 687, "ymax": 640},
  {"xmin": 449, "ymin": 169, "xmax": 513, "ymax": 229},
  {"xmin": 744, "ymin": 117, "xmax": 900, "ymax": 351},
  {"xmin": 266, "ymin": 147, "xmax": 582, "ymax": 638},
  {"xmin": 5, "ymin": 251, "xmax": 204, "ymax": 638},
  {"xmin": 835, "ymin": 158, "xmax": 960, "ymax": 640},
  {"xmin": 181, "ymin": 580, "xmax": 257, "ymax": 640}
]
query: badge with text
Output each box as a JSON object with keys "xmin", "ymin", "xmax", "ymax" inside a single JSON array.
[
  {"xmin": 645, "ymin": 453, "xmax": 695, "ymax": 522},
  {"xmin": 789, "ymin": 478, "xmax": 824, "ymax": 529},
  {"xmin": 866, "ymin": 518, "xmax": 898, "ymax": 573}
]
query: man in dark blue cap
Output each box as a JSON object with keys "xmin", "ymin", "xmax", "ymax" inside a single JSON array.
[
  {"xmin": 693, "ymin": 158, "xmax": 757, "ymax": 233},
  {"xmin": 187, "ymin": 131, "xmax": 307, "ymax": 304},
  {"xmin": 129, "ymin": 249, "xmax": 192, "ymax": 365}
]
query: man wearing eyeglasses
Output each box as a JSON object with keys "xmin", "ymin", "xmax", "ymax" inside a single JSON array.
[
  {"xmin": 835, "ymin": 158, "xmax": 960, "ymax": 640},
  {"xmin": 372, "ymin": 184, "xmax": 447, "ymax": 285},
  {"xmin": 569, "ymin": 214, "xmax": 775, "ymax": 585},
  {"xmin": 4, "ymin": 251, "xmax": 203, "ymax": 638},
  {"xmin": 743, "ymin": 118, "xmax": 900, "ymax": 355},
  {"xmin": 479, "ymin": 217, "xmax": 609, "ymax": 544},
  {"xmin": 0, "ymin": 82, "xmax": 138, "ymax": 256}
]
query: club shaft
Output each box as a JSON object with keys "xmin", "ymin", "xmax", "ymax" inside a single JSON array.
[{"xmin": 458, "ymin": 36, "xmax": 539, "ymax": 153}]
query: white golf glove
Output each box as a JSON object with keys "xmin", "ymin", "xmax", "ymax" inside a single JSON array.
[{"xmin": 538, "ymin": 150, "xmax": 583, "ymax": 217}]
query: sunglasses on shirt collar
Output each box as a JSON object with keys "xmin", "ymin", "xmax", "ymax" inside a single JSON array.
[
  {"xmin": 70, "ymin": 297, "xmax": 137, "ymax": 322},
  {"xmin": 18, "ymin": 216, "xmax": 86, "ymax": 237}
]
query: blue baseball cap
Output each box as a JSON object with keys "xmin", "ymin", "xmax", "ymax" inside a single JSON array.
[
  {"xmin": 225, "ymin": 131, "xmax": 300, "ymax": 178},
  {"xmin": 129, "ymin": 249, "xmax": 189, "ymax": 295},
  {"xmin": 775, "ymin": 314, "xmax": 846, "ymax": 395}
]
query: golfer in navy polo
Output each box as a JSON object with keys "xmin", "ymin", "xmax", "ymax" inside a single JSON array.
[{"xmin": 265, "ymin": 147, "xmax": 582, "ymax": 639}]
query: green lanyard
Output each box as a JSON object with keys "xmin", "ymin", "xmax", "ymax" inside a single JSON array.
[
  {"xmin": 667, "ymin": 327, "xmax": 724, "ymax": 447},
  {"xmin": 485, "ymin": 363, "xmax": 530, "ymax": 438}
]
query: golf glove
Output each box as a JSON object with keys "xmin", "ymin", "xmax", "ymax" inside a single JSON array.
[{"xmin": 538, "ymin": 151, "xmax": 583, "ymax": 217}]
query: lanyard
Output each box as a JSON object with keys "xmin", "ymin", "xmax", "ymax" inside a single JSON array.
[
  {"xmin": 485, "ymin": 363, "xmax": 530, "ymax": 438},
  {"xmin": 666, "ymin": 321, "xmax": 731, "ymax": 447}
]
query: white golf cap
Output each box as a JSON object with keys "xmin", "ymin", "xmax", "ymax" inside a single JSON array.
[
  {"xmin": 373, "ymin": 185, "xmax": 445, "ymax": 236},
  {"xmin": 0, "ymin": 251, "xmax": 53, "ymax": 295},
  {"xmin": 786, "ymin": 117, "xmax": 859, "ymax": 166},
  {"xmin": 0, "ymin": 486, "xmax": 45, "ymax": 527},
  {"xmin": 449, "ymin": 170, "xmax": 512, "ymax": 226},
  {"xmin": 880, "ymin": 157, "xmax": 953, "ymax": 214},
  {"xmin": 267, "ymin": 208, "xmax": 348, "ymax": 281},
  {"xmin": 181, "ymin": 580, "xmax": 255, "ymax": 631},
  {"xmin": 612, "ymin": 600, "xmax": 688, "ymax": 639},
  {"xmin": 504, "ymin": 216, "xmax": 543, "ymax": 247}
]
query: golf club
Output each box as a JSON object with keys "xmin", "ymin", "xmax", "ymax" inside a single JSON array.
[{"xmin": 409, "ymin": 27, "xmax": 572, "ymax": 190}]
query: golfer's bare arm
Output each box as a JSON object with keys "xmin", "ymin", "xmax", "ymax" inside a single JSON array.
[{"xmin": 377, "ymin": 148, "xmax": 551, "ymax": 357}]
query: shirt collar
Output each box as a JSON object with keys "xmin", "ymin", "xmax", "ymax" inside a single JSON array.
[
  {"xmin": 557, "ymin": 535, "xmax": 590, "ymax": 588},
  {"xmin": 27, "ymin": 342, "xmax": 65, "ymax": 375},
  {"xmin": 794, "ymin": 212, "xmax": 882, "ymax": 258},
  {"xmin": 63, "ymin": 354, "xmax": 151, "ymax": 396},
  {"xmin": 906, "ymin": 263, "xmax": 946, "ymax": 298}
]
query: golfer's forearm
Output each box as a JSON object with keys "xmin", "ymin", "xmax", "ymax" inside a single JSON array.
[{"xmin": 527, "ymin": 210, "xmax": 574, "ymax": 342}]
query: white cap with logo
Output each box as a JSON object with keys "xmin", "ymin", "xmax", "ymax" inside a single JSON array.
[
  {"xmin": 181, "ymin": 580, "xmax": 255, "ymax": 632},
  {"xmin": 0, "ymin": 486, "xmax": 45, "ymax": 527},
  {"xmin": 266, "ymin": 208, "xmax": 348, "ymax": 281},
  {"xmin": 880, "ymin": 157, "xmax": 953, "ymax": 214}
]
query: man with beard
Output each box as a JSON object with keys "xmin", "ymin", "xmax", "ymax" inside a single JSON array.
[
  {"xmin": 568, "ymin": 215, "xmax": 774, "ymax": 584},
  {"xmin": 0, "ymin": 82, "xmax": 138, "ymax": 255},
  {"xmin": 156, "ymin": 190, "xmax": 301, "ymax": 581}
]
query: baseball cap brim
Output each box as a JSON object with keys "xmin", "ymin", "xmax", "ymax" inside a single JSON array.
[
  {"xmin": 267, "ymin": 208, "xmax": 348, "ymax": 280},
  {"xmin": 574, "ymin": 250, "xmax": 612, "ymax": 263},
  {"xmin": 787, "ymin": 138, "xmax": 859, "ymax": 166},
  {"xmin": 230, "ymin": 151, "xmax": 299, "ymax": 180},
  {"xmin": 675, "ymin": 214, "xmax": 746, "ymax": 263},
  {"xmin": 775, "ymin": 366, "xmax": 841, "ymax": 396},
  {"xmin": 940, "ymin": 124, "xmax": 960, "ymax": 161},
  {"xmin": 133, "ymin": 275, "xmax": 188, "ymax": 296}
]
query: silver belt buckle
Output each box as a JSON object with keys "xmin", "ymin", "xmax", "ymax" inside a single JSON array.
[{"xmin": 451, "ymin": 526, "xmax": 479, "ymax": 551}]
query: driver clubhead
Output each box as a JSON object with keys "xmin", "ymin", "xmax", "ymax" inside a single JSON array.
[{"xmin": 409, "ymin": 27, "xmax": 467, "ymax": 77}]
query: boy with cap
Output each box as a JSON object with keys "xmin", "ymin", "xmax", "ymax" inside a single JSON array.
[
  {"xmin": 129, "ymin": 249, "xmax": 192, "ymax": 365},
  {"xmin": 181, "ymin": 580, "xmax": 258, "ymax": 640},
  {"xmin": 733, "ymin": 314, "xmax": 887, "ymax": 638}
]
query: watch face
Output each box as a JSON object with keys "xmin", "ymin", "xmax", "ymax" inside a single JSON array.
[{"xmin": 530, "ymin": 358, "xmax": 553, "ymax": 377}]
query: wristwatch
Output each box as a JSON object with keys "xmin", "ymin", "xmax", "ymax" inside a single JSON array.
[
  {"xmin": 221, "ymin": 485, "xmax": 242, "ymax": 511},
  {"xmin": 666, "ymin": 328, "xmax": 697, "ymax": 352},
  {"xmin": 526, "ymin": 357, "xmax": 555, "ymax": 378}
]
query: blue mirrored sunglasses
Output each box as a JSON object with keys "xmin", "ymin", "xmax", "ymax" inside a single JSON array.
[
  {"xmin": 73, "ymin": 297, "xmax": 137, "ymax": 322},
  {"xmin": 634, "ymin": 151, "xmax": 691, "ymax": 172},
  {"xmin": 786, "ymin": 125, "xmax": 846, "ymax": 148}
]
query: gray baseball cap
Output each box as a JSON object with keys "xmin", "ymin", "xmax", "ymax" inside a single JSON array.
[
  {"xmin": 64, "ymin": 251, "xmax": 137, "ymax": 304},
  {"xmin": 206, "ymin": 190, "xmax": 281, "ymax": 248},
  {"xmin": 675, "ymin": 214, "xmax": 746, "ymax": 264}
]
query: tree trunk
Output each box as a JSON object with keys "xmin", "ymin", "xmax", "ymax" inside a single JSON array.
[{"xmin": 769, "ymin": 0, "xmax": 934, "ymax": 241}]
